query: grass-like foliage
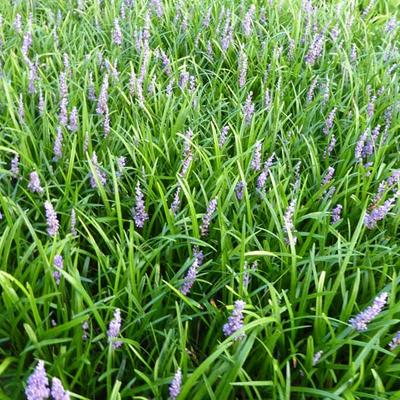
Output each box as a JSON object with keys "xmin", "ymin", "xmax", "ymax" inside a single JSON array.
[{"xmin": 0, "ymin": 0, "xmax": 400, "ymax": 398}]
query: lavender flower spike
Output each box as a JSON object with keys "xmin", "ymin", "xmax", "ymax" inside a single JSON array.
[
  {"xmin": 107, "ymin": 308, "xmax": 122, "ymax": 349},
  {"xmin": 28, "ymin": 171, "xmax": 44, "ymax": 194},
  {"xmin": 44, "ymin": 200, "xmax": 59, "ymax": 237},
  {"xmin": 364, "ymin": 197, "xmax": 396, "ymax": 229},
  {"xmin": 257, "ymin": 153, "xmax": 275, "ymax": 191},
  {"xmin": 25, "ymin": 360, "xmax": 50, "ymax": 400},
  {"xmin": 243, "ymin": 92, "xmax": 255, "ymax": 124},
  {"xmin": 235, "ymin": 181, "xmax": 246, "ymax": 200},
  {"xmin": 133, "ymin": 181, "xmax": 149, "ymax": 228},
  {"xmin": 53, "ymin": 255, "xmax": 64, "ymax": 285},
  {"xmin": 70, "ymin": 208, "xmax": 77, "ymax": 237},
  {"xmin": 349, "ymin": 292, "xmax": 388, "ymax": 332},
  {"xmin": 113, "ymin": 18, "xmax": 123, "ymax": 46},
  {"xmin": 312, "ymin": 351, "xmax": 323, "ymax": 366},
  {"xmin": 223, "ymin": 300, "xmax": 246, "ymax": 339},
  {"xmin": 53, "ymin": 127, "xmax": 63, "ymax": 161},
  {"xmin": 180, "ymin": 249, "xmax": 204, "ymax": 295},
  {"xmin": 389, "ymin": 331, "xmax": 400, "ymax": 350},
  {"xmin": 321, "ymin": 166, "xmax": 335, "ymax": 186},
  {"xmin": 283, "ymin": 199, "xmax": 297, "ymax": 244},
  {"xmin": 323, "ymin": 107, "xmax": 337, "ymax": 135},
  {"xmin": 200, "ymin": 198, "xmax": 217, "ymax": 237},
  {"xmin": 51, "ymin": 377, "xmax": 70, "ymax": 400},
  {"xmin": 170, "ymin": 186, "xmax": 181, "ymax": 215},
  {"xmin": 169, "ymin": 368, "xmax": 182, "ymax": 400},
  {"xmin": 331, "ymin": 204, "xmax": 342, "ymax": 224},
  {"xmin": 11, "ymin": 153, "xmax": 20, "ymax": 178},
  {"xmin": 251, "ymin": 141, "xmax": 262, "ymax": 171}
]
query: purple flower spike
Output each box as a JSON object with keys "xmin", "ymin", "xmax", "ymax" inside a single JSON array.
[
  {"xmin": 312, "ymin": 351, "xmax": 323, "ymax": 366},
  {"xmin": 68, "ymin": 107, "xmax": 78, "ymax": 133},
  {"xmin": 238, "ymin": 50, "xmax": 248, "ymax": 88},
  {"xmin": 169, "ymin": 368, "xmax": 182, "ymax": 400},
  {"xmin": 97, "ymin": 74, "xmax": 109, "ymax": 115},
  {"xmin": 321, "ymin": 166, "xmax": 335, "ymax": 186},
  {"xmin": 223, "ymin": 300, "xmax": 246, "ymax": 339},
  {"xmin": 25, "ymin": 360, "xmax": 50, "ymax": 400},
  {"xmin": 51, "ymin": 377, "xmax": 70, "ymax": 400},
  {"xmin": 171, "ymin": 186, "xmax": 182, "ymax": 215},
  {"xmin": 389, "ymin": 331, "xmax": 400, "ymax": 350},
  {"xmin": 283, "ymin": 199, "xmax": 297, "ymax": 244},
  {"xmin": 219, "ymin": 125, "xmax": 229, "ymax": 148},
  {"xmin": 305, "ymin": 32, "xmax": 324, "ymax": 66},
  {"xmin": 53, "ymin": 127, "xmax": 63, "ymax": 161},
  {"xmin": 251, "ymin": 141, "xmax": 262, "ymax": 171},
  {"xmin": 82, "ymin": 320, "xmax": 89, "ymax": 340},
  {"xmin": 53, "ymin": 255, "xmax": 64, "ymax": 285},
  {"xmin": 70, "ymin": 209, "xmax": 77, "ymax": 237},
  {"xmin": 180, "ymin": 249, "xmax": 204, "ymax": 295},
  {"xmin": 331, "ymin": 204, "xmax": 342, "ymax": 224},
  {"xmin": 113, "ymin": 18, "xmax": 123, "ymax": 46},
  {"xmin": 323, "ymin": 107, "xmax": 337, "ymax": 135},
  {"xmin": 28, "ymin": 171, "xmax": 44, "ymax": 194},
  {"xmin": 200, "ymin": 198, "xmax": 217, "ymax": 237},
  {"xmin": 307, "ymin": 78, "xmax": 318, "ymax": 103},
  {"xmin": 38, "ymin": 90, "xmax": 45, "ymax": 116},
  {"xmin": 242, "ymin": 5, "xmax": 256, "ymax": 36},
  {"xmin": 107, "ymin": 308, "xmax": 122, "ymax": 349},
  {"xmin": 59, "ymin": 98, "xmax": 68, "ymax": 127},
  {"xmin": 11, "ymin": 153, "xmax": 20, "ymax": 178},
  {"xmin": 235, "ymin": 181, "xmax": 246, "ymax": 200},
  {"xmin": 133, "ymin": 181, "xmax": 149, "ymax": 228},
  {"xmin": 324, "ymin": 135, "xmax": 336, "ymax": 157},
  {"xmin": 349, "ymin": 292, "xmax": 388, "ymax": 332},
  {"xmin": 364, "ymin": 197, "xmax": 396, "ymax": 229},
  {"xmin": 44, "ymin": 201, "xmax": 59, "ymax": 237},
  {"xmin": 89, "ymin": 152, "xmax": 107, "ymax": 188},
  {"xmin": 257, "ymin": 153, "xmax": 275, "ymax": 191},
  {"xmin": 243, "ymin": 92, "xmax": 255, "ymax": 124}
]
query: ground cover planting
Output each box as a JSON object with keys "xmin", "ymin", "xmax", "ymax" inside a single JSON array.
[{"xmin": 0, "ymin": 0, "xmax": 400, "ymax": 399}]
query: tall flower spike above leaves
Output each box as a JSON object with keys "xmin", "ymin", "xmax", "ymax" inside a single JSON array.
[
  {"xmin": 107, "ymin": 308, "xmax": 122, "ymax": 349},
  {"xmin": 243, "ymin": 91, "xmax": 255, "ymax": 124},
  {"xmin": 44, "ymin": 200, "xmax": 59, "ymax": 237},
  {"xmin": 251, "ymin": 141, "xmax": 262, "ymax": 171},
  {"xmin": 113, "ymin": 18, "xmax": 122, "ymax": 46},
  {"xmin": 132, "ymin": 181, "xmax": 149, "ymax": 228},
  {"xmin": 53, "ymin": 127, "xmax": 63, "ymax": 161},
  {"xmin": 349, "ymin": 292, "xmax": 388, "ymax": 332},
  {"xmin": 200, "ymin": 198, "xmax": 217, "ymax": 237},
  {"xmin": 238, "ymin": 49, "xmax": 248, "ymax": 88},
  {"xmin": 68, "ymin": 107, "xmax": 78, "ymax": 133},
  {"xmin": 97, "ymin": 74, "xmax": 109, "ymax": 115},
  {"xmin": 283, "ymin": 199, "xmax": 297, "ymax": 244},
  {"xmin": 242, "ymin": 5, "xmax": 256, "ymax": 36},
  {"xmin": 257, "ymin": 153, "xmax": 275, "ymax": 191},
  {"xmin": 223, "ymin": 300, "xmax": 246, "ymax": 339},
  {"xmin": 180, "ymin": 249, "xmax": 204, "ymax": 295},
  {"xmin": 169, "ymin": 368, "xmax": 182, "ymax": 400},
  {"xmin": 70, "ymin": 208, "xmax": 77, "ymax": 237},
  {"xmin": 25, "ymin": 360, "xmax": 50, "ymax": 400},
  {"xmin": 28, "ymin": 171, "xmax": 44, "ymax": 194},
  {"xmin": 10, "ymin": 153, "xmax": 20, "ymax": 178}
]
